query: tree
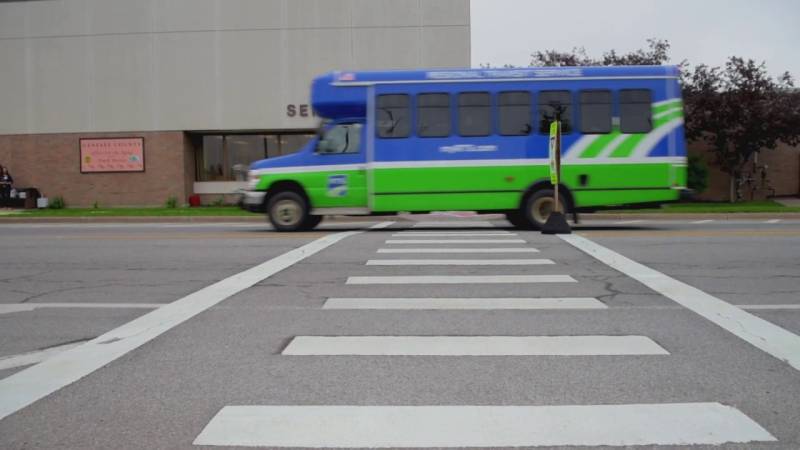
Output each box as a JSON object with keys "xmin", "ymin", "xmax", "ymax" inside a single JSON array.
[
  {"xmin": 682, "ymin": 59, "xmax": 800, "ymax": 201},
  {"xmin": 529, "ymin": 38, "xmax": 672, "ymax": 67},
  {"xmin": 527, "ymin": 40, "xmax": 800, "ymax": 201}
]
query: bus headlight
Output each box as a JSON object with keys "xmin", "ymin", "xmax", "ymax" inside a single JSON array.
[{"xmin": 247, "ymin": 172, "xmax": 260, "ymax": 190}]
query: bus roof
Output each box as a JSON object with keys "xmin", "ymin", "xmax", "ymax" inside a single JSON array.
[{"xmin": 311, "ymin": 65, "xmax": 680, "ymax": 119}]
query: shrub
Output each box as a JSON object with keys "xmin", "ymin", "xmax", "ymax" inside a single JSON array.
[
  {"xmin": 212, "ymin": 196, "xmax": 225, "ymax": 207},
  {"xmin": 165, "ymin": 196, "xmax": 178, "ymax": 209},
  {"xmin": 49, "ymin": 196, "xmax": 65, "ymax": 209},
  {"xmin": 688, "ymin": 154, "xmax": 709, "ymax": 194},
  {"xmin": 93, "ymin": 200, "xmax": 99, "ymax": 209}
]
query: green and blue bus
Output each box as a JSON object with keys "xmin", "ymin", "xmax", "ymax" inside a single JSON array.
[{"xmin": 242, "ymin": 66, "xmax": 687, "ymax": 230}]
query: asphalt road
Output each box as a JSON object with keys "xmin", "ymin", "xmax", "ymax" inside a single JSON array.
[{"xmin": 0, "ymin": 217, "xmax": 799, "ymax": 449}]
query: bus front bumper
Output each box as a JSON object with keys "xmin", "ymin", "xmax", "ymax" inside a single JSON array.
[{"xmin": 241, "ymin": 190, "xmax": 266, "ymax": 213}]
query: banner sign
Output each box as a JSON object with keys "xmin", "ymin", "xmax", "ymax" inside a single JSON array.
[
  {"xmin": 80, "ymin": 138, "xmax": 145, "ymax": 173},
  {"xmin": 548, "ymin": 121, "xmax": 560, "ymax": 185}
]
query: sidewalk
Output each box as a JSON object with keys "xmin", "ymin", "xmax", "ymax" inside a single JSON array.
[{"xmin": 773, "ymin": 196, "xmax": 800, "ymax": 207}]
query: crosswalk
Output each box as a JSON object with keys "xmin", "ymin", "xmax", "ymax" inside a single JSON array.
[{"xmin": 194, "ymin": 221, "xmax": 777, "ymax": 448}]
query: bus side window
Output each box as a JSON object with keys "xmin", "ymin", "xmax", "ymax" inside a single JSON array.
[
  {"xmin": 579, "ymin": 90, "xmax": 612, "ymax": 134},
  {"xmin": 458, "ymin": 92, "xmax": 491, "ymax": 137},
  {"xmin": 376, "ymin": 94, "xmax": 410, "ymax": 138},
  {"xmin": 538, "ymin": 90, "xmax": 573, "ymax": 133},
  {"xmin": 317, "ymin": 123, "xmax": 362, "ymax": 154},
  {"xmin": 417, "ymin": 93, "xmax": 451, "ymax": 137},
  {"xmin": 620, "ymin": 89, "xmax": 652, "ymax": 133},
  {"xmin": 498, "ymin": 91, "xmax": 532, "ymax": 136}
]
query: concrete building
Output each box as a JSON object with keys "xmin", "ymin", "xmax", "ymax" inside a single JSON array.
[{"xmin": 0, "ymin": 0, "xmax": 471, "ymax": 206}]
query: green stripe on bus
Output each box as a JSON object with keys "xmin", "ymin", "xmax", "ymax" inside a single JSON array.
[
  {"xmin": 654, "ymin": 110, "xmax": 683, "ymax": 127},
  {"xmin": 579, "ymin": 132, "xmax": 620, "ymax": 158},
  {"xmin": 609, "ymin": 134, "xmax": 647, "ymax": 158},
  {"xmin": 652, "ymin": 100, "xmax": 682, "ymax": 114}
]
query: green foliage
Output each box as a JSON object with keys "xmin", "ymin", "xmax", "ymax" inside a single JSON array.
[
  {"xmin": 212, "ymin": 196, "xmax": 225, "ymax": 207},
  {"xmin": 93, "ymin": 200, "xmax": 99, "ymax": 209},
  {"xmin": 49, "ymin": 196, "xmax": 65, "ymax": 209},
  {"xmin": 687, "ymin": 155, "xmax": 709, "ymax": 194},
  {"xmin": 530, "ymin": 38, "xmax": 672, "ymax": 67},
  {"xmin": 165, "ymin": 196, "xmax": 178, "ymax": 209},
  {"xmin": 1, "ymin": 206, "xmax": 256, "ymax": 217}
]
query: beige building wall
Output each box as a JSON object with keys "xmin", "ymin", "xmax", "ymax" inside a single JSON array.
[{"xmin": 0, "ymin": 0, "xmax": 471, "ymax": 135}]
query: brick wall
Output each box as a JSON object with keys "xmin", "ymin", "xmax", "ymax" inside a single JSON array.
[
  {"xmin": 690, "ymin": 141, "xmax": 800, "ymax": 201},
  {"xmin": 0, "ymin": 131, "xmax": 190, "ymax": 207}
]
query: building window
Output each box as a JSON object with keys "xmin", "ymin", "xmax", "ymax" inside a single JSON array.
[
  {"xmin": 580, "ymin": 90, "xmax": 612, "ymax": 134},
  {"xmin": 376, "ymin": 94, "xmax": 410, "ymax": 138},
  {"xmin": 498, "ymin": 91, "xmax": 532, "ymax": 135},
  {"xmin": 458, "ymin": 92, "xmax": 491, "ymax": 136},
  {"xmin": 620, "ymin": 89, "xmax": 653, "ymax": 133},
  {"xmin": 199, "ymin": 136, "xmax": 225, "ymax": 181},
  {"xmin": 538, "ymin": 90, "xmax": 573, "ymax": 134},
  {"xmin": 417, "ymin": 93, "xmax": 451, "ymax": 137},
  {"xmin": 195, "ymin": 132, "xmax": 314, "ymax": 181}
]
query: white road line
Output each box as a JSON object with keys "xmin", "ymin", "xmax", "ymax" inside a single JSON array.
[
  {"xmin": 615, "ymin": 220, "xmax": 645, "ymax": 224},
  {"xmin": 385, "ymin": 239, "xmax": 526, "ymax": 244},
  {"xmin": 0, "ymin": 303, "xmax": 164, "ymax": 315},
  {"xmin": 194, "ymin": 403, "xmax": 775, "ymax": 447},
  {"xmin": 365, "ymin": 259, "xmax": 555, "ymax": 266},
  {"xmin": 561, "ymin": 233, "xmax": 800, "ymax": 371},
  {"xmin": 282, "ymin": 335, "xmax": 668, "ymax": 356},
  {"xmin": 392, "ymin": 232, "xmax": 514, "ymax": 237},
  {"xmin": 323, "ymin": 297, "xmax": 606, "ymax": 310},
  {"xmin": 765, "ymin": 219, "xmax": 781, "ymax": 224},
  {"xmin": 0, "ymin": 223, "xmax": 392, "ymax": 422},
  {"xmin": 346, "ymin": 275, "xmax": 576, "ymax": 285},
  {"xmin": 412, "ymin": 221, "xmax": 494, "ymax": 228},
  {"xmin": 366, "ymin": 221, "xmax": 395, "ymax": 230},
  {"xmin": 0, "ymin": 343, "xmax": 86, "ymax": 371},
  {"xmin": 377, "ymin": 247, "xmax": 539, "ymax": 253},
  {"xmin": 739, "ymin": 304, "xmax": 800, "ymax": 310},
  {"xmin": 692, "ymin": 219, "xmax": 714, "ymax": 224}
]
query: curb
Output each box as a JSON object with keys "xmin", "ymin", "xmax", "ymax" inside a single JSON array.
[{"xmin": 0, "ymin": 212, "xmax": 799, "ymax": 224}]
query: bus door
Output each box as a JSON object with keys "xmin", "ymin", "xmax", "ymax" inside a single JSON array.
[{"xmin": 310, "ymin": 120, "xmax": 368, "ymax": 209}]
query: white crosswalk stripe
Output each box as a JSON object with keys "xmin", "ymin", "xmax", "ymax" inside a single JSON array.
[
  {"xmin": 377, "ymin": 247, "xmax": 539, "ymax": 253},
  {"xmin": 386, "ymin": 238, "xmax": 526, "ymax": 244},
  {"xmin": 323, "ymin": 297, "xmax": 607, "ymax": 310},
  {"xmin": 346, "ymin": 275, "xmax": 576, "ymax": 284},
  {"xmin": 392, "ymin": 232, "xmax": 515, "ymax": 237},
  {"xmin": 194, "ymin": 403, "xmax": 775, "ymax": 448},
  {"xmin": 412, "ymin": 220, "xmax": 494, "ymax": 228},
  {"xmin": 365, "ymin": 258, "xmax": 555, "ymax": 266},
  {"xmin": 282, "ymin": 335, "xmax": 669, "ymax": 356}
]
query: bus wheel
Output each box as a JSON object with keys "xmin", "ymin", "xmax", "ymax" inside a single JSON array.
[
  {"xmin": 267, "ymin": 191, "xmax": 308, "ymax": 231},
  {"xmin": 524, "ymin": 189, "xmax": 566, "ymax": 230},
  {"xmin": 300, "ymin": 215, "xmax": 323, "ymax": 230},
  {"xmin": 504, "ymin": 211, "xmax": 530, "ymax": 229}
]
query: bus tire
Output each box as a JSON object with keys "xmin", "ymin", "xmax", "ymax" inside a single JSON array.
[
  {"xmin": 524, "ymin": 189, "xmax": 566, "ymax": 230},
  {"xmin": 504, "ymin": 210, "xmax": 531, "ymax": 229},
  {"xmin": 300, "ymin": 214, "xmax": 323, "ymax": 230},
  {"xmin": 267, "ymin": 191, "xmax": 309, "ymax": 232}
]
